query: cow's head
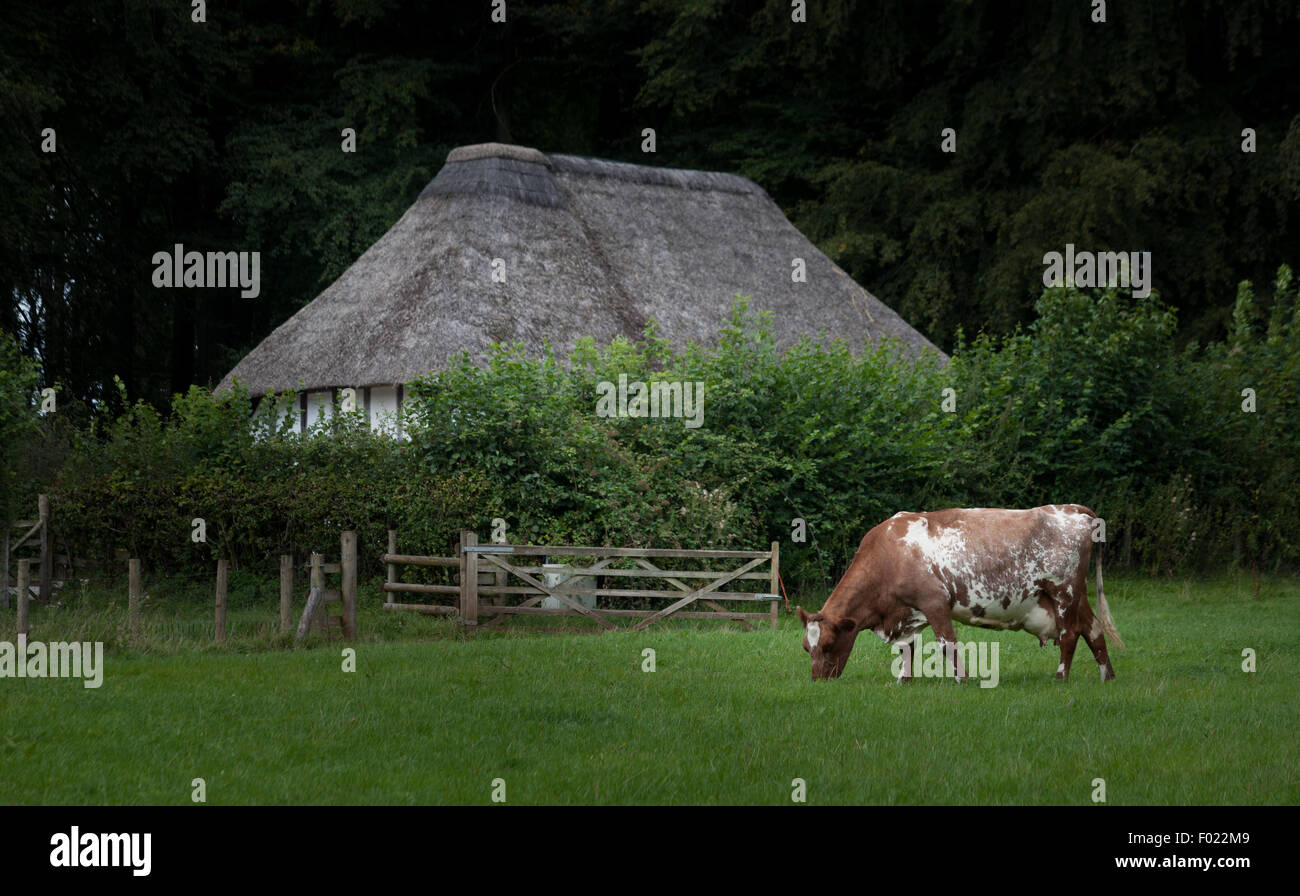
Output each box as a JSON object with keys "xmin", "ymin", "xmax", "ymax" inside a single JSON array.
[{"xmin": 798, "ymin": 607, "xmax": 859, "ymax": 680}]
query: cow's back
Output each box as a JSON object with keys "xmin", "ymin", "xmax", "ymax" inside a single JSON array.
[{"xmin": 875, "ymin": 505, "xmax": 1095, "ymax": 637}]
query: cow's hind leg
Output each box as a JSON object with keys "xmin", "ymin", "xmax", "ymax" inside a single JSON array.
[
  {"xmin": 1050, "ymin": 581, "xmax": 1081, "ymax": 681},
  {"xmin": 1056, "ymin": 627, "xmax": 1080, "ymax": 680},
  {"xmin": 1080, "ymin": 602, "xmax": 1117, "ymax": 682}
]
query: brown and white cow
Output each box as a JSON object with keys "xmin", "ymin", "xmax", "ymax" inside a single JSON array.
[{"xmin": 798, "ymin": 505, "xmax": 1124, "ymax": 682}]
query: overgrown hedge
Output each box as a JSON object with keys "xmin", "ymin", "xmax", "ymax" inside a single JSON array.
[{"xmin": 8, "ymin": 271, "xmax": 1298, "ymax": 590}]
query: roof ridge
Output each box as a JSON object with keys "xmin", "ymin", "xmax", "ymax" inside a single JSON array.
[
  {"xmin": 447, "ymin": 143, "xmax": 550, "ymax": 166},
  {"xmin": 420, "ymin": 151, "xmax": 566, "ymax": 208},
  {"xmin": 548, "ymin": 152, "xmax": 762, "ymax": 196}
]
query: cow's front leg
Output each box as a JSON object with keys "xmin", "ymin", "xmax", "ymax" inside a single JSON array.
[
  {"xmin": 921, "ymin": 606, "xmax": 968, "ymax": 682},
  {"xmin": 894, "ymin": 637, "xmax": 916, "ymax": 683}
]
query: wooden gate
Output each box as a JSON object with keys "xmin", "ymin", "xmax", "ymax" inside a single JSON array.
[{"xmin": 383, "ymin": 531, "xmax": 780, "ymax": 631}]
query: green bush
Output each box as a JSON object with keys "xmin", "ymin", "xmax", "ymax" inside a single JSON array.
[{"xmin": 944, "ymin": 270, "xmax": 1299, "ymax": 572}]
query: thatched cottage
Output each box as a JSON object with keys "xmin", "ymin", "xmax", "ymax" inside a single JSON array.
[{"xmin": 219, "ymin": 142, "xmax": 943, "ymax": 433}]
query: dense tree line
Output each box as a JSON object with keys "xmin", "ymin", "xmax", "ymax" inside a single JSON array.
[{"xmin": 2, "ymin": 1, "xmax": 1298, "ymax": 412}]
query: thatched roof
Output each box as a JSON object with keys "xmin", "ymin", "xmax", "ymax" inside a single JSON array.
[{"xmin": 219, "ymin": 143, "xmax": 944, "ymax": 395}]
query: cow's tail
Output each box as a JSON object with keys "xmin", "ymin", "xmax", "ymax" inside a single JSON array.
[{"xmin": 1094, "ymin": 537, "xmax": 1126, "ymax": 651}]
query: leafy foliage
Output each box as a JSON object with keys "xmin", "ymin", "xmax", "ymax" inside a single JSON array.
[
  {"xmin": 0, "ymin": 328, "xmax": 42, "ymax": 521},
  {"xmin": 37, "ymin": 277, "xmax": 1300, "ymax": 590}
]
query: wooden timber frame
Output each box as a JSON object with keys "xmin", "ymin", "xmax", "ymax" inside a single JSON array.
[{"xmin": 382, "ymin": 530, "xmax": 781, "ymax": 632}]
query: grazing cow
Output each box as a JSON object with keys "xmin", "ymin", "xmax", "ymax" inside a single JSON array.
[{"xmin": 798, "ymin": 505, "xmax": 1124, "ymax": 683}]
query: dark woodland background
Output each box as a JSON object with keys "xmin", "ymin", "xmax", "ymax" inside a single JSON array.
[{"xmin": 2, "ymin": 0, "xmax": 1298, "ymax": 411}]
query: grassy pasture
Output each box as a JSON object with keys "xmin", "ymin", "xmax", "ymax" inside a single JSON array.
[{"xmin": 1, "ymin": 574, "xmax": 1296, "ymax": 805}]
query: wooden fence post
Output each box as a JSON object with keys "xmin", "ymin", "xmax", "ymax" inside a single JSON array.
[
  {"xmin": 293, "ymin": 553, "xmax": 326, "ymax": 641},
  {"xmin": 460, "ymin": 530, "xmax": 478, "ymax": 627},
  {"xmin": 295, "ymin": 586, "xmax": 325, "ymax": 641},
  {"xmin": 37, "ymin": 495, "xmax": 51, "ymax": 604},
  {"xmin": 280, "ymin": 555, "xmax": 293, "ymax": 633},
  {"xmin": 128, "ymin": 558, "xmax": 142, "ymax": 639},
  {"xmin": 215, "ymin": 559, "xmax": 228, "ymax": 643},
  {"xmin": 769, "ymin": 541, "xmax": 780, "ymax": 630},
  {"xmin": 310, "ymin": 552, "xmax": 324, "ymax": 634},
  {"xmin": 16, "ymin": 558, "xmax": 30, "ymax": 635},
  {"xmin": 387, "ymin": 530, "xmax": 397, "ymax": 590},
  {"xmin": 340, "ymin": 530, "xmax": 357, "ymax": 641},
  {"xmin": 462, "ymin": 530, "xmax": 473, "ymax": 621}
]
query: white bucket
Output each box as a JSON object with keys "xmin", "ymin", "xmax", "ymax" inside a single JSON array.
[{"xmin": 541, "ymin": 562, "xmax": 597, "ymax": 610}]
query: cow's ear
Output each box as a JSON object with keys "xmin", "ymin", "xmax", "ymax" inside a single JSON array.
[
  {"xmin": 797, "ymin": 607, "xmax": 810, "ymax": 627},
  {"xmin": 836, "ymin": 617, "xmax": 857, "ymax": 635}
]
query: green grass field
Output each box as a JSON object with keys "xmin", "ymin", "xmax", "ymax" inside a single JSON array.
[{"xmin": 1, "ymin": 574, "xmax": 1296, "ymax": 805}]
